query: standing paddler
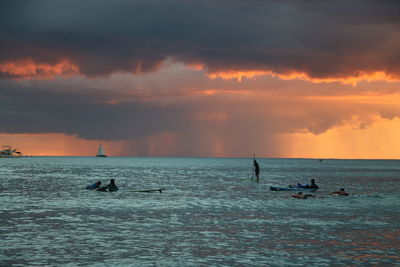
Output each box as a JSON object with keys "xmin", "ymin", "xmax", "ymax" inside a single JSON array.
[{"xmin": 253, "ymin": 155, "xmax": 260, "ymax": 182}]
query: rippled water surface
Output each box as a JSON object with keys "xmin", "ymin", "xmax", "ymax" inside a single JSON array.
[{"xmin": 1, "ymin": 157, "xmax": 399, "ymax": 266}]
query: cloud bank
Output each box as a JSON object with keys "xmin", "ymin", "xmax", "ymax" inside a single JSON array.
[
  {"xmin": 1, "ymin": 0, "xmax": 400, "ymax": 81},
  {"xmin": 1, "ymin": 0, "xmax": 400, "ymax": 157}
]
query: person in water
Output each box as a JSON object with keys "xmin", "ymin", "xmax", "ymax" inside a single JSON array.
[
  {"xmin": 330, "ymin": 188, "xmax": 349, "ymax": 196},
  {"xmin": 253, "ymin": 159, "xmax": 260, "ymax": 182},
  {"xmin": 97, "ymin": 179, "xmax": 118, "ymax": 192},
  {"xmin": 292, "ymin": 192, "xmax": 315, "ymax": 199},
  {"xmin": 86, "ymin": 181, "xmax": 101, "ymax": 190},
  {"xmin": 299, "ymin": 179, "xmax": 319, "ymax": 189}
]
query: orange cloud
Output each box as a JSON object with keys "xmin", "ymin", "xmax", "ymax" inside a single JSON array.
[
  {"xmin": 305, "ymin": 93, "xmax": 400, "ymax": 105},
  {"xmin": 0, "ymin": 59, "xmax": 79, "ymax": 78},
  {"xmin": 185, "ymin": 62, "xmax": 205, "ymax": 71},
  {"xmin": 3, "ymin": 56, "xmax": 399, "ymax": 87},
  {"xmin": 208, "ymin": 70, "xmax": 400, "ymax": 85},
  {"xmin": 208, "ymin": 70, "xmax": 270, "ymax": 82},
  {"xmin": 193, "ymin": 89, "xmax": 251, "ymax": 96}
]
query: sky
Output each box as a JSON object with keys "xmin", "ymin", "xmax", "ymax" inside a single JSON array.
[{"xmin": 1, "ymin": 0, "xmax": 400, "ymax": 158}]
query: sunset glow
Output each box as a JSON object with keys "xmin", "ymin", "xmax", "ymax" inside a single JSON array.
[
  {"xmin": 1, "ymin": 1, "xmax": 400, "ymax": 159},
  {"xmin": 281, "ymin": 117, "xmax": 400, "ymax": 159},
  {"xmin": 5, "ymin": 115, "xmax": 400, "ymax": 159}
]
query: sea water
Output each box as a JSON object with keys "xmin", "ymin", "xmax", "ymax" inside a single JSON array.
[{"xmin": 0, "ymin": 157, "xmax": 399, "ymax": 266}]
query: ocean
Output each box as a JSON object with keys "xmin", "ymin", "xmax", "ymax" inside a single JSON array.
[{"xmin": 1, "ymin": 157, "xmax": 399, "ymax": 266}]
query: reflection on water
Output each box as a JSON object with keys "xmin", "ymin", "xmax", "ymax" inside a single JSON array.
[{"xmin": 0, "ymin": 157, "xmax": 399, "ymax": 266}]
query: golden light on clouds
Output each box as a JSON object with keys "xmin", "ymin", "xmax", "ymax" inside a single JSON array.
[
  {"xmin": 208, "ymin": 70, "xmax": 400, "ymax": 85},
  {"xmin": 280, "ymin": 117, "xmax": 400, "ymax": 159},
  {"xmin": 305, "ymin": 93, "xmax": 400, "ymax": 105},
  {"xmin": 193, "ymin": 89, "xmax": 251, "ymax": 96},
  {"xmin": 208, "ymin": 70, "xmax": 271, "ymax": 82},
  {"xmin": 0, "ymin": 59, "xmax": 79, "ymax": 78},
  {"xmin": 2, "ymin": 57, "xmax": 399, "ymax": 87}
]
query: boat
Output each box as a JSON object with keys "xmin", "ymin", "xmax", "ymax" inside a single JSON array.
[
  {"xmin": 96, "ymin": 143, "xmax": 107, "ymax": 157},
  {"xmin": 0, "ymin": 145, "xmax": 22, "ymax": 158}
]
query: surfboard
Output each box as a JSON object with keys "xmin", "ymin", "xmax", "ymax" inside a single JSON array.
[
  {"xmin": 269, "ymin": 186, "xmax": 317, "ymax": 192},
  {"xmin": 131, "ymin": 188, "xmax": 165, "ymax": 193}
]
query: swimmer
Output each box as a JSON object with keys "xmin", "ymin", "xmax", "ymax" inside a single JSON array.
[
  {"xmin": 292, "ymin": 192, "xmax": 315, "ymax": 199},
  {"xmin": 330, "ymin": 188, "xmax": 349, "ymax": 196}
]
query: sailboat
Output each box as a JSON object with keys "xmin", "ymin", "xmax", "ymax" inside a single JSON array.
[{"xmin": 96, "ymin": 143, "xmax": 107, "ymax": 157}]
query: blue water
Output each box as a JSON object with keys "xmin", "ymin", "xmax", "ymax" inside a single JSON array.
[{"xmin": 1, "ymin": 157, "xmax": 399, "ymax": 266}]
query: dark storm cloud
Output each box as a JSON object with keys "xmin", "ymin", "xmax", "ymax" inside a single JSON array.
[
  {"xmin": 1, "ymin": 0, "xmax": 400, "ymax": 78},
  {"xmin": 0, "ymin": 80, "xmax": 190, "ymax": 140},
  {"xmin": 2, "ymin": 0, "xmax": 400, "ymax": 157},
  {"xmin": 2, "ymin": 75, "xmax": 398, "ymax": 142},
  {"xmin": 0, "ymin": 78, "xmax": 316, "ymax": 156},
  {"xmin": 1, "ymin": 72, "xmax": 400, "ymax": 157}
]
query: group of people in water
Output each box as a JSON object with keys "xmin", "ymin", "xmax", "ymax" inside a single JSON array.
[
  {"xmin": 292, "ymin": 179, "xmax": 349, "ymax": 199},
  {"xmin": 84, "ymin": 160, "xmax": 348, "ymax": 197},
  {"xmin": 293, "ymin": 188, "xmax": 349, "ymax": 199},
  {"xmin": 86, "ymin": 179, "xmax": 119, "ymax": 192},
  {"xmin": 253, "ymin": 159, "xmax": 349, "ymax": 199}
]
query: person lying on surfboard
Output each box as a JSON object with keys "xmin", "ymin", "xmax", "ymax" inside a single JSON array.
[
  {"xmin": 86, "ymin": 181, "xmax": 101, "ymax": 190},
  {"xmin": 330, "ymin": 188, "xmax": 349, "ymax": 196},
  {"xmin": 292, "ymin": 192, "xmax": 315, "ymax": 199},
  {"xmin": 97, "ymin": 179, "xmax": 118, "ymax": 192},
  {"xmin": 298, "ymin": 179, "xmax": 319, "ymax": 189}
]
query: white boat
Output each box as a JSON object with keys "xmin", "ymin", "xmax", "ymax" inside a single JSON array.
[
  {"xmin": 0, "ymin": 145, "xmax": 22, "ymax": 158},
  {"xmin": 96, "ymin": 143, "xmax": 107, "ymax": 157}
]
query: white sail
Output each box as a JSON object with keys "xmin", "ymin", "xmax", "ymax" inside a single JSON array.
[{"xmin": 96, "ymin": 143, "xmax": 107, "ymax": 157}]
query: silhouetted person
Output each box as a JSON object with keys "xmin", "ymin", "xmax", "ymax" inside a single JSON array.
[
  {"xmin": 107, "ymin": 179, "xmax": 118, "ymax": 192},
  {"xmin": 253, "ymin": 160, "xmax": 260, "ymax": 182},
  {"xmin": 292, "ymin": 192, "xmax": 315, "ymax": 199},
  {"xmin": 331, "ymin": 188, "xmax": 349, "ymax": 196},
  {"xmin": 86, "ymin": 181, "xmax": 101, "ymax": 190},
  {"xmin": 300, "ymin": 179, "xmax": 319, "ymax": 189},
  {"xmin": 97, "ymin": 179, "xmax": 118, "ymax": 192}
]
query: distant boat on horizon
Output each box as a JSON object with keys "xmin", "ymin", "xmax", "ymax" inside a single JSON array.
[
  {"xmin": 0, "ymin": 145, "xmax": 22, "ymax": 158},
  {"xmin": 96, "ymin": 143, "xmax": 107, "ymax": 157}
]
